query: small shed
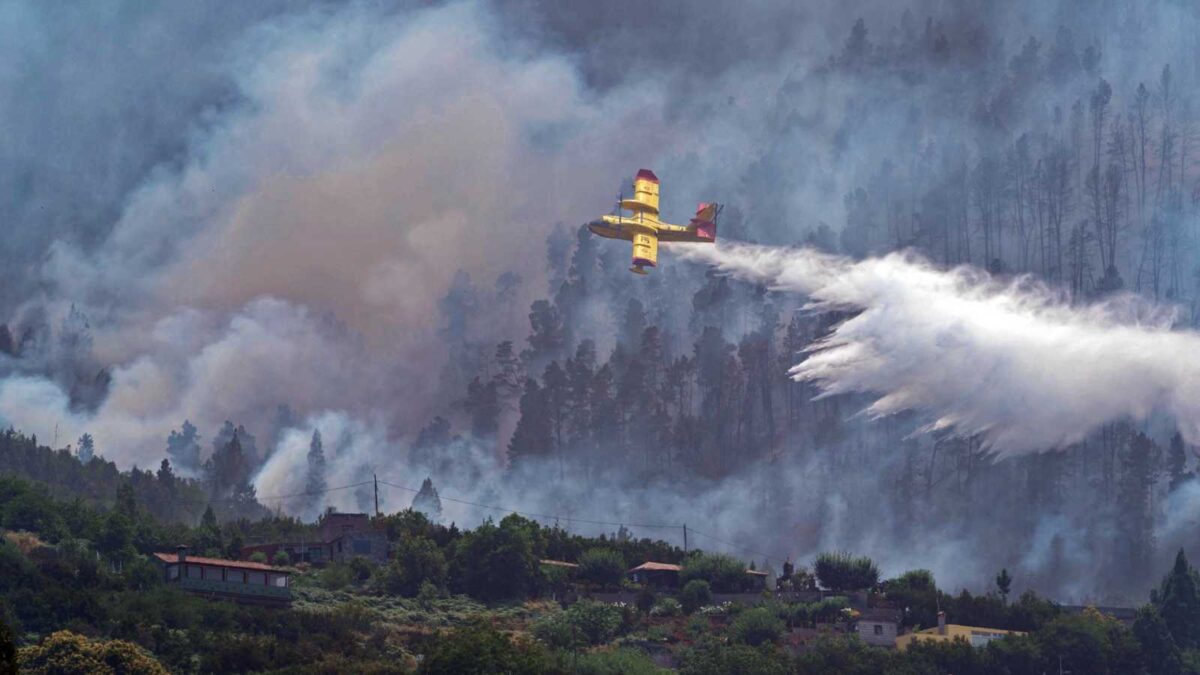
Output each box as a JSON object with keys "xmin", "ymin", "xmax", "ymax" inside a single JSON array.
[
  {"xmin": 627, "ymin": 561, "xmax": 682, "ymax": 589},
  {"xmin": 855, "ymin": 608, "xmax": 903, "ymax": 647}
]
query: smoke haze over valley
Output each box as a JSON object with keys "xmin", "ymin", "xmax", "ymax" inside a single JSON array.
[{"xmin": 5, "ymin": 0, "xmax": 1200, "ymax": 604}]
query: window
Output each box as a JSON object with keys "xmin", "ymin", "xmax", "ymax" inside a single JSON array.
[
  {"xmin": 874, "ymin": 624, "xmax": 884, "ymax": 635},
  {"xmin": 187, "ymin": 565, "xmax": 203, "ymax": 579},
  {"xmin": 204, "ymin": 566, "xmax": 223, "ymax": 581},
  {"xmin": 269, "ymin": 574, "xmax": 288, "ymax": 588},
  {"xmin": 167, "ymin": 565, "xmax": 180, "ymax": 580},
  {"xmin": 248, "ymin": 572, "xmax": 266, "ymax": 585},
  {"xmin": 353, "ymin": 539, "xmax": 372, "ymax": 555}
]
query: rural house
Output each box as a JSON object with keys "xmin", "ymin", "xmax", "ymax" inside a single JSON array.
[
  {"xmin": 154, "ymin": 546, "xmax": 291, "ymax": 605},
  {"xmin": 895, "ymin": 611, "xmax": 1023, "ymax": 650},
  {"xmin": 243, "ymin": 512, "xmax": 389, "ymax": 566},
  {"xmin": 855, "ymin": 608, "xmax": 904, "ymax": 647}
]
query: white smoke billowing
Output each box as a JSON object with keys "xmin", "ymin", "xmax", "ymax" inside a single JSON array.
[
  {"xmin": 0, "ymin": 298, "xmax": 385, "ymax": 469},
  {"xmin": 674, "ymin": 240, "xmax": 1200, "ymax": 455},
  {"xmin": 0, "ymin": 0, "xmax": 689, "ymax": 466}
]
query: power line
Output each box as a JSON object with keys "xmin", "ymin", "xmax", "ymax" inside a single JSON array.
[
  {"xmin": 257, "ymin": 480, "xmax": 374, "ymax": 502},
  {"xmin": 687, "ymin": 527, "xmax": 775, "ymax": 564}
]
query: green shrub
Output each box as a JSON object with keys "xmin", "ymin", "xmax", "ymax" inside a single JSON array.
[
  {"xmin": 532, "ymin": 612, "xmax": 577, "ymax": 650},
  {"xmin": 417, "ymin": 580, "xmax": 439, "ymax": 609},
  {"xmin": 678, "ymin": 637, "xmax": 790, "ymax": 675},
  {"xmin": 319, "ymin": 562, "xmax": 354, "ymax": 590},
  {"xmin": 18, "ymin": 630, "xmax": 169, "ymax": 675},
  {"xmin": 679, "ymin": 579, "xmax": 712, "ymax": 614},
  {"xmin": 651, "ymin": 597, "xmax": 682, "ymax": 617},
  {"xmin": 811, "ymin": 597, "xmax": 850, "ymax": 624},
  {"xmin": 447, "ymin": 515, "xmax": 539, "ymax": 602},
  {"xmin": 248, "ymin": 552, "xmax": 268, "ymax": 564},
  {"xmin": 681, "ymin": 553, "xmax": 749, "ymax": 593},
  {"xmin": 376, "ymin": 536, "xmax": 447, "ymax": 596},
  {"xmin": 271, "ymin": 550, "xmax": 290, "ymax": 566},
  {"xmin": 685, "ymin": 615, "xmax": 709, "ymax": 639},
  {"xmin": 532, "ymin": 601, "xmax": 628, "ymax": 650},
  {"xmin": 813, "ymin": 552, "xmax": 878, "ymax": 592},
  {"xmin": 566, "ymin": 600, "xmax": 624, "ymax": 646},
  {"xmin": 636, "ymin": 588, "xmax": 657, "ymax": 613},
  {"xmin": 419, "ymin": 620, "xmax": 552, "ymax": 674},
  {"xmin": 578, "ymin": 548, "xmax": 626, "ymax": 588},
  {"xmin": 574, "ymin": 647, "xmax": 665, "ymax": 675},
  {"xmin": 729, "ymin": 607, "xmax": 785, "ymax": 646}
]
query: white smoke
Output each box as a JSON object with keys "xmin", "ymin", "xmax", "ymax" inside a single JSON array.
[{"xmin": 673, "ymin": 240, "xmax": 1200, "ymax": 455}]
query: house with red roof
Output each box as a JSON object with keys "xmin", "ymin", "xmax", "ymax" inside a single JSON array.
[{"xmin": 154, "ymin": 546, "xmax": 292, "ymax": 605}]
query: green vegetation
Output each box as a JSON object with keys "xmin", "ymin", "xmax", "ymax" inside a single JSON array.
[
  {"xmin": 813, "ymin": 551, "xmax": 880, "ymax": 592},
  {"xmin": 8, "ymin": 435, "xmax": 1200, "ymax": 673},
  {"xmin": 679, "ymin": 579, "xmax": 712, "ymax": 614},
  {"xmin": 17, "ymin": 631, "xmax": 168, "ymax": 675},
  {"xmin": 578, "ymin": 547, "xmax": 626, "ymax": 588},
  {"xmin": 681, "ymin": 553, "xmax": 752, "ymax": 593},
  {"xmin": 729, "ymin": 607, "xmax": 785, "ymax": 646}
]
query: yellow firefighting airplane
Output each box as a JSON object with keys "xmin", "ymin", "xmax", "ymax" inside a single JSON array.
[{"xmin": 587, "ymin": 169, "xmax": 720, "ymax": 274}]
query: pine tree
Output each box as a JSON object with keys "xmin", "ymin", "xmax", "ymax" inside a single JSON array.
[
  {"xmin": 542, "ymin": 361, "xmax": 569, "ymax": 476},
  {"xmin": 196, "ymin": 505, "xmax": 223, "ymax": 556},
  {"xmin": 306, "ymin": 429, "xmax": 327, "ymax": 497},
  {"xmin": 565, "ymin": 341, "xmax": 596, "ymax": 448},
  {"xmin": 1168, "ymin": 432, "xmax": 1191, "ymax": 490},
  {"xmin": 166, "ymin": 420, "xmax": 201, "ymax": 473},
  {"xmin": 412, "ymin": 477, "xmax": 443, "ymax": 520},
  {"xmin": 157, "ymin": 458, "xmax": 176, "ymax": 485},
  {"xmin": 205, "ymin": 430, "xmax": 250, "ymax": 500},
  {"xmin": 76, "ymin": 433, "xmax": 95, "ymax": 464},
  {"xmin": 411, "ymin": 416, "xmax": 453, "ymax": 469},
  {"xmin": 507, "ymin": 379, "xmax": 552, "ymax": 468},
  {"xmin": 465, "ymin": 377, "xmax": 500, "ymax": 439},
  {"xmin": 590, "ymin": 364, "xmax": 619, "ymax": 462},
  {"xmin": 620, "ymin": 299, "xmax": 646, "ymax": 350},
  {"xmin": 1152, "ymin": 550, "xmax": 1200, "ymax": 649},
  {"xmin": 524, "ymin": 300, "xmax": 565, "ymax": 366},
  {"xmin": 995, "ymin": 568, "xmax": 1012, "ymax": 604},
  {"xmin": 492, "ymin": 340, "xmax": 524, "ymax": 404}
]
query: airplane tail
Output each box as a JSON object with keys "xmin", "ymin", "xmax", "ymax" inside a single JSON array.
[{"xmin": 690, "ymin": 202, "xmax": 721, "ymax": 241}]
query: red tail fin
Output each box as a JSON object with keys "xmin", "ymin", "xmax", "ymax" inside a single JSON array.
[{"xmin": 690, "ymin": 202, "xmax": 720, "ymax": 241}]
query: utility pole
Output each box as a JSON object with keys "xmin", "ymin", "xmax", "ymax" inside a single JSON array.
[
  {"xmin": 683, "ymin": 524, "xmax": 688, "ymax": 554},
  {"xmin": 373, "ymin": 473, "xmax": 379, "ymax": 518}
]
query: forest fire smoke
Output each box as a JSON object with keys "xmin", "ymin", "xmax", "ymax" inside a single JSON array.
[{"xmin": 676, "ymin": 240, "xmax": 1200, "ymax": 455}]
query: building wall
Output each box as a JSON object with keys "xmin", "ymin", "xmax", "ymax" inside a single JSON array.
[
  {"xmin": 857, "ymin": 620, "xmax": 899, "ymax": 647},
  {"xmin": 330, "ymin": 530, "xmax": 388, "ymax": 564}
]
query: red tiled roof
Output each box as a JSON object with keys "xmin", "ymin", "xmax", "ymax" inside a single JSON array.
[
  {"xmin": 153, "ymin": 552, "xmax": 290, "ymax": 573},
  {"xmin": 628, "ymin": 561, "xmax": 682, "ymax": 573},
  {"xmin": 540, "ymin": 559, "xmax": 580, "ymax": 568}
]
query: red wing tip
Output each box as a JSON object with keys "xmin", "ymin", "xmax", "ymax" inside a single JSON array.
[{"xmin": 635, "ymin": 168, "xmax": 659, "ymax": 183}]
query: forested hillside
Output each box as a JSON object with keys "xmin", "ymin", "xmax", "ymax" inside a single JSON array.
[{"xmin": 1, "ymin": 0, "xmax": 1199, "ymax": 621}]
